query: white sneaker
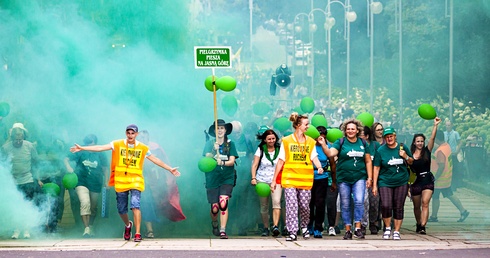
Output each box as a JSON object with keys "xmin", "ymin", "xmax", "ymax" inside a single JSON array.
[
  {"xmin": 83, "ymin": 227, "xmax": 91, "ymax": 237},
  {"xmin": 328, "ymin": 227, "xmax": 336, "ymax": 236},
  {"xmin": 383, "ymin": 229, "xmax": 391, "ymax": 240},
  {"xmin": 393, "ymin": 231, "xmax": 401, "ymax": 240},
  {"xmin": 23, "ymin": 230, "xmax": 30, "ymax": 239},
  {"xmin": 11, "ymin": 230, "xmax": 20, "ymax": 239}
]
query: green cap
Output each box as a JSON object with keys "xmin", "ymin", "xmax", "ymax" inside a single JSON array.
[{"xmin": 383, "ymin": 127, "xmax": 396, "ymax": 136}]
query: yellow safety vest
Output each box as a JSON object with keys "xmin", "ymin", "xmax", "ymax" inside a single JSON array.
[
  {"xmin": 109, "ymin": 139, "xmax": 149, "ymax": 192},
  {"xmin": 281, "ymin": 134, "xmax": 316, "ymax": 190}
]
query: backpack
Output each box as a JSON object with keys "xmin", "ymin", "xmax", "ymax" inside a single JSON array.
[{"xmin": 338, "ymin": 137, "xmax": 367, "ymax": 150}]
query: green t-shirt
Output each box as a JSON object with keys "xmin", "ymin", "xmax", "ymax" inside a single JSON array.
[
  {"xmin": 373, "ymin": 143, "xmax": 411, "ymax": 187},
  {"xmin": 332, "ymin": 137, "xmax": 368, "ymax": 184},
  {"xmin": 202, "ymin": 139, "xmax": 239, "ymax": 188}
]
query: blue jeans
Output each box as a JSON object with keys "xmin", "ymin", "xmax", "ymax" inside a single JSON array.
[
  {"xmin": 338, "ymin": 180, "xmax": 366, "ymax": 227},
  {"xmin": 116, "ymin": 189, "xmax": 141, "ymax": 215}
]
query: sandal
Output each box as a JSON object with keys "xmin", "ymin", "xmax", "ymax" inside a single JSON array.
[
  {"xmin": 457, "ymin": 210, "xmax": 470, "ymax": 222},
  {"xmin": 301, "ymin": 227, "xmax": 310, "ymax": 239},
  {"xmin": 285, "ymin": 234, "xmax": 297, "ymax": 241},
  {"xmin": 219, "ymin": 231, "xmax": 228, "ymax": 239}
]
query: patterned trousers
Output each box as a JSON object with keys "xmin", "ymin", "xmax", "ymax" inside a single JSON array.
[{"xmin": 284, "ymin": 188, "xmax": 311, "ymax": 235}]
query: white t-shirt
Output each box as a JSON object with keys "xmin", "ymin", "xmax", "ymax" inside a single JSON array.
[{"xmin": 254, "ymin": 147, "xmax": 279, "ymax": 184}]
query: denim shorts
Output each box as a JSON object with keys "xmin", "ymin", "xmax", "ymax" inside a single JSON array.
[{"xmin": 116, "ymin": 189, "xmax": 141, "ymax": 214}]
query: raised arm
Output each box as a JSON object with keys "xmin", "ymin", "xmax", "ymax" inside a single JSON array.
[
  {"xmin": 317, "ymin": 136, "xmax": 338, "ymax": 157},
  {"xmin": 146, "ymin": 154, "xmax": 181, "ymax": 177},
  {"xmin": 70, "ymin": 143, "xmax": 112, "ymax": 153},
  {"xmin": 427, "ymin": 117, "xmax": 441, "ymax": 152}
]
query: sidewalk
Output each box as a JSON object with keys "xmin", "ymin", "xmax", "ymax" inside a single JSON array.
[{"xmin": 0, "ymin": 188, "xmax": 489, "ymax": 251}]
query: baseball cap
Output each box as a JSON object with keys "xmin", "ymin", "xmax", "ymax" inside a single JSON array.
[
  {"xmin": 126, "ymin": 124, "xmax": 138, "ymax": 132},
  {"xmin": 383, "ymin": 127, "xmax": 396, "ymax": 136}
]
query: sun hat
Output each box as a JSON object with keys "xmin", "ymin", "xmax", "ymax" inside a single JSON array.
[{"xmin": 208, "ymin": 119, "xmax": 233, "ymax": 137}]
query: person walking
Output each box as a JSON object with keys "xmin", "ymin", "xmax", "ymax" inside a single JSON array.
[
  {"xmin": 270, "ymin": 112, "xmax": 324, "ymax": 241},
  {"xmin": 429, "ymin": 129, "xmax": 470, "ymax": 223},
  {"xmin": 372, "ymin": 127, "xmax": 412, "ymax": 240},
  {"xmin": 65, "ymin": 134, "xmax": 109, "ymax": 237},
  {"xmin": 319, "ymin": 119, "xmax": 373, "ymax": 240},
  {"xmin": 409, "ymin": 117, "xmax": 441, "ymax": 234},
  {"xmin": 307, "ymin": 126, "xmax": 337, "ymax": 238},
  {"xmin": 250, "ymin": 129, "xmax": 282, "ymax": 237},
  {"xmin": 202, "ymin": 119, "xmax": 239, "ymax": 239},
  {"xmin": 70, "ymin": 124, "xmax": 181, "ymax": 242}
]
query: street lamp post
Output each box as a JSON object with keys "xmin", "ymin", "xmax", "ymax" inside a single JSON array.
[
  {"xmin": 324, "ymin": 0, "xmax": 357, "ymax": 104},
  {"xmin": 366, "ymin": 0, "xmax": 383, "ymax": 113}
]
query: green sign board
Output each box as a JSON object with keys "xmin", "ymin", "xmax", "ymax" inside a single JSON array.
[{"xmin": 194, "ymin": 46, "xmax": 232, "ymax": 69}]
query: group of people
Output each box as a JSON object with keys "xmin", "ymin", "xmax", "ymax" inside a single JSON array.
[
  {"xmin": 202, "ymin": 113, "xmax": 470, "ymax": 241},
  {"xmin": 2, "ymin": 121, "xmax": 185, "ymax": 242}
]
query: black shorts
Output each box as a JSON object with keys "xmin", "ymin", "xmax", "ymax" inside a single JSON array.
[
  {"xmin": 433, "ymin": 187, "xmax": 453, "ymax": 199},
  {"xmin": 410, "ymin": 182, "xmax": 434, "ymax": 196},
  {"xmin": 206, "ymin": 184, "xmax": 234, "ymax": 204}
]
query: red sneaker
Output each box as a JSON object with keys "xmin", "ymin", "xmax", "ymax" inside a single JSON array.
[
  {"xmin": 124, "ymin": 221, "xmax": 133, "ymax": 241},
  {"xmin": 134, "ymin": 233, "xmax": 142, "ymax": 242}
]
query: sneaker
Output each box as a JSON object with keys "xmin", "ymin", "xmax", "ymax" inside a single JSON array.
[
  {"xmin": 219, "ymin": 231, "xmax": 228, "ymax": 239},
  {"xmin": 328, "ymin": 227, "xmax": 336, "ymax": 236},
  {"xmin": 134, "ymin": 233, "xmax": 142, "ymax": 242},
  {"xmin": 83, "ymin": 227, "xmax": 91, "ymax": 238},
  {"xmin": 301, "ymin": 227, "xmax": 310, "ymax": 239},
  {"xmin": 369, "ymin": 224, "xmax": 378, "ymax": 235},
  {"xmin": 307, "ymin": 225, "xmax": 314, "ymax": 235},
  {"xmin": 145, "ymin": 231, "xmax": 154, "ymax": 238},
  {"xmin": 334, "ymin": 226, "xmax": 341, "ymax": 235},
  {"xmin": 89, "ymin": 226, "xmax": 95, "ymax": 237},
  {"xmin": 11, "ymin": 230, "xmax": 20, "ymax": 239},
  {"xmin": 383, "ymin": 229, "xmax": 391, "ymax": 240},
  {"xmin": 124, "ymin": 221, "xmax": 133, "ymax": 241},
  {"xmin": 271, "ymin": 226, "xmax": 280, "ymax": 237},
  {"xmin": 428, "ymin": 216, "xmax": 438, "ymax": 222},
  {"xmin": 313, "ymin": 229, "xmax": 322, "ymax": 238},
  {"xmin": 23, "ymin": 231, "xmax": 30, "ymax": 239},
  {"xmin": 261, "ymin": 228, "xmax": 270, "ymax": 237},
  {"xmin": 285, "ymin": 234, "xmax": 297, "ymax": 241},
  {"xmin": 343, "ymin": 230, "xmax": 352, "ymax": 240},
  {"xmin": 354, "ymin": 228, "xmax": 365, "ymax": 239},
  {"xmin": 211, "ymin": 221, "xmax": 220, "ymax": 236},
  {"xmin": 392, "ymin": 231, "xmax": 401, "ymax": 240},
  {"xmin": 361, "ymin": 225, "xmax": 367, "ymax": 235},
  {"xmin": 457, "ymin": 210, "xmax": 470, "ymax": 222},
  {"xmin": 419, "ymin": 226, "xmax": 426, "ymax": 235}
]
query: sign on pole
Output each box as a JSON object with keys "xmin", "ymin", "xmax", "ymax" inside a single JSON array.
[{"xmin": 194, "ymin": 46, "xmax": 232, "ymax": 69}]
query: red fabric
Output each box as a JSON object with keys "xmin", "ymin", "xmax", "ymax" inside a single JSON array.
[{"xmin": 149, "ymin": 142, "xmax": 186, "ymax": 222}]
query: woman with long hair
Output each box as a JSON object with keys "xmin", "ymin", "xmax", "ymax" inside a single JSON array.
[
  {"xmin": 410, "ymin": 117, "xmax": 441, "ymax": 234},
  {"xmin": 250, "ymin": 129, "xmax": 282, "ymax": 237}
]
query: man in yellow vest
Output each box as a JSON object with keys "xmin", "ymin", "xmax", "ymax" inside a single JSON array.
[
  {"xmin": 428, "ymin": 129, "xmax": 469, "ymax": 223},
  {"xmin": 70, "ymin": 124, "xmax": 181, "ymax": 242}
]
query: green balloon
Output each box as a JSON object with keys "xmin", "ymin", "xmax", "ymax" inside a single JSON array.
[
  {"xmin": 255, "ymin": 182, "xmax": 271, "ymax": 197},
  {"xmin": 62, "ymin": 173, "xmax": 78, "ymax": 189},
  {"xmin": 252, "ymin": 102, "xmax": 271, "ymax": 116},
  {"xmin": 356, "ymin": 112, "xmax": 374, "ymax": 127},
  {"xmin": 273, "ymin": 117, "xmax": 291, "ymax": 132},
  {"xmin": 292, "ymin": 106, "xmax": 304, "ymax": 114},
  {"xmin": 204, "ymin": 75, "xmax": 218, "ymax": 92},
  {"xmin": 418, "ymin": 104, "xmax": 437, "ymax": 120},
  {"xmin": 216, "ymin": 76, "xmax": 237, "ymax": 92},
  {"xmin": 221, "ymin": 95, "xmax": 238, "ymax": 116},
  {"xmin": 0, "ymin": 102, "xmax": 10, "ymax": 117},
  {"xmin": 311, "ymin": 115, "xmax": 328, "ymax": 128},
  {"xmin": 305, "ymin": 126, "xmax": 320, "ymax": 139},
  {"xmin": 326, "ymin": 128, "xmax": 343, "ymax": 143},
  {"xmin": 300, "ymin": 97, "xmax": 315, "ymax": 113},
  {"xmin": 42, "ymin": 183, "xmax": 61, "ymax": 196},
  {"xmin": 198, "ymin": 157, "xmax": 217, "ymax": 173}
]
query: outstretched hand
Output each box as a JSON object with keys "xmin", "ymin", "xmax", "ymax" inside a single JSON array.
[
  {"xmin": 70, "ymin": 144, "xmax": 82, "ymax": 153},
  {"xmin": 170, "ymin": 167, "xmax": 181, "ymax": 177}
]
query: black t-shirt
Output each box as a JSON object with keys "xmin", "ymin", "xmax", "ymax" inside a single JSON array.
[{"xmin": 411, "ymin": 146, "xmax": 433, "ymax": 185}]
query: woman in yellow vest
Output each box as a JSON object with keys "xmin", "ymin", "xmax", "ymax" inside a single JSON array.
[
  {"xmin": 70, "ymin": 124, "xmax": 181, "ymax": 242},
  {"xmin": 270, "ymin": 113, "xmax": 323, "ymax": 241}
]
